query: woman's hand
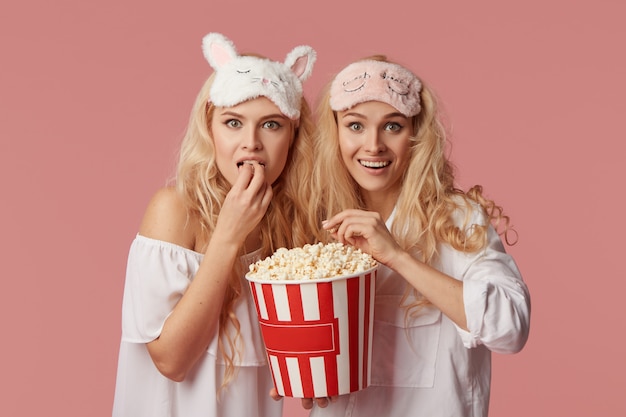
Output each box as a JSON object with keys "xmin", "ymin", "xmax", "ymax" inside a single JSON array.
[
  {"xmin": 215, "ymin": 162, "xmax": 272, "ymax": 245},
  {"xmin": 324, "ymin": 210, "xmax": 469, "ymax": 331},
  {"xmin": 269, "ymin": 388, "xmax": 336, "ymax": 409},
  {"xmin": 322, "ymin": 209, "xmax": 403, "ymax": 267},
  {"xmin": 300, "ymin": 396, "xmax": 336, "ymax": 409}
]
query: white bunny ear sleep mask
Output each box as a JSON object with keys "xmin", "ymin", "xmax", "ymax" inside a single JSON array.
[{"xmin": 201, "ymin": 32, "xmax": 316, "ymax": 120}]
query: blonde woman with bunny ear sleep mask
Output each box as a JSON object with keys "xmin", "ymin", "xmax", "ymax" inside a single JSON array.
[{"xmin": 112, "ymin": 32, "xmax": 317, "ymax": 417}]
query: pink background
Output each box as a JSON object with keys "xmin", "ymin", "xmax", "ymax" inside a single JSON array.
[{"xmin": 1, "ymin": 0, "xmax": 624, "ymax": 416}]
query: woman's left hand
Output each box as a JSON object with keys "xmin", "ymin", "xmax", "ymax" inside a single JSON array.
[
  {"xmin": 324, "ymin": 209, "xmax": 471, "ymax": 331},
  {"xmin": 322, "ymin": 209, "xmax": 402, "ymax": 266},
  {"xmin": 269, "ymin": 388, "xmax": 335, "ymax": 409}
]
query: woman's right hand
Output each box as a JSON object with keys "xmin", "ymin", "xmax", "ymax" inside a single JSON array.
[
  {"xmin": 216, "ymin": 162, "xmax": 273, "ymax": 245},
  {"xmin": 141, "ymin": 163, "xmax": 272, "ymax": 381}
]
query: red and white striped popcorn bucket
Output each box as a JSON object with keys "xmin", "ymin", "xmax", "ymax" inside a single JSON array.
[{"xmin": 246, "ymin": 267, "xmax": 377, "ymax": 398}]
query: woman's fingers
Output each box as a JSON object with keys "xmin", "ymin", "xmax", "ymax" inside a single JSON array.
[
  {"xmin": 322, "ymin": 209, "xmax": 403, "ymax": 265},
  {"xmin": 300, "ymin": 397, "xmax": 334, "ymax": 409},
  {"xmin": 269, "ymin": 388, "xmax": 282, "ymax": 401},
  {"xmin": 324, "ymin": 211, "xmax": 377, "ymax": 246},
  {"xmin": 217, "ymin": 162, "xmax": 272, "ymax": 240},
  {"xmin": 234, "ymin": 161, "xmax": 266, "ymax": 191}
]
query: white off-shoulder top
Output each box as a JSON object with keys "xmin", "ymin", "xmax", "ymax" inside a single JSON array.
[{"xmin": 112, "ymin": 235, "xmax": 281, "ymax": 417}]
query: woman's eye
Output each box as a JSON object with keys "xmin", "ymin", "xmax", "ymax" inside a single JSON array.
[
  {"xmin": 226, "ymin": 119, "xmax": 242, "ymax": 128},
  {"xmin": 262, "ymin": 121, "xmax": 280, "ymax": 129},
  {"xmin": 348, "ymin": 122, "xmax": 363, "ymax": 132},
  {"xmin": 384, "ymin": 122, "xmax": 402, "ymax": 132}
]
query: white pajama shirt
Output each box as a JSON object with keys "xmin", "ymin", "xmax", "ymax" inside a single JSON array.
[{"xmin": 311, "ymin": 206, "xmax": 531, "ymax": 417}]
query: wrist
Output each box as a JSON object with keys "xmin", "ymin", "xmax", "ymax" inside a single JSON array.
[
  {"xmin": 385, "ymin": 248, "xmax": 413, "ymax": 272},
  {"xmin": 205, "ymin": 231, "xmax": 242, "ymax": 256}
]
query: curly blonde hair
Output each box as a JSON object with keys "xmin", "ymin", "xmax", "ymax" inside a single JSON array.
[
  {"xmin": 312, "ymin": 56, "xmax": 515, "ymax": 311},
  {"xmin": 175, "ymin": 73, "xmax": 317, "ymax": 388}
]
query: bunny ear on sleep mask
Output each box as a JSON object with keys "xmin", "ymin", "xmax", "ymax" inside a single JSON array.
[{"xmin": 201, "ymin": 32, "xmax": 316, "ymax": 119}]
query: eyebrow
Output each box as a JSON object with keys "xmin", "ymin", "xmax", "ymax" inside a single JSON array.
[
  {"xmin": 340, "ymin": 111, "xmax": 407, "ymax": 120},
  {"xmin": 218, "ymin": 111, "xmax": 288, "ymax": 121},
  {"xmin": 219, "ymin": 111, "xmax": 242, "ymax": 117}
]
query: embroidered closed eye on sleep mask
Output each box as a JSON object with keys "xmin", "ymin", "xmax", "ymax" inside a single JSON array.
[
  {"xmin": 202, "ymin": 33, "xmax": 316, "ymax": 120},
  {"xmin": 329, "ymin": 60, "xmax": 422, "ymax": 117}
]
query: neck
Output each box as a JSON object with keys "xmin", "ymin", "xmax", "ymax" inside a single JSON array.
[{"xmin": 361, "ymin": 190, "xmax": 398, "ymax": 222}]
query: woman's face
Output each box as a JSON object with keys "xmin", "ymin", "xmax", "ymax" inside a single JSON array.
[
  {"xmin": 211, "ymin": 97, "xmax": 295, "ymax": 186},
  {"xmin": 337, "ymin": 101, "xmax": 413, "ymax": 201}
]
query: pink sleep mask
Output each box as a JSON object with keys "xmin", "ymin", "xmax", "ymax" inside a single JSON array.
[{"xmin": 329, "ymin": 60, "xmax": 422, "ymax": 117}]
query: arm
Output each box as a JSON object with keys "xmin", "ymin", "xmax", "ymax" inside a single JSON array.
[
  {"xmin": 453, "ymin": 225, "xmax": 530, "ymax": 353},
  {"xmin": 386, "ymin": 250, "xmax": 469, "ymax": 330},
  {"xmin": 323, "ymin": 209, "xmax": 530, "ymax": 352},
  {"xmin": 323, "ymin": 209, "xmax": 468, "ymax": 330},
  {"xmin": 143, "ymin": 163, "xmax": 272, "ymax": 381}
]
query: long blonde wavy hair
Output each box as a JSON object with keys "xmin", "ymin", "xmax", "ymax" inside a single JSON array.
[
  {"xmin": 312, "ymin": 56, "xmax": 515, "ymax": 310},
  {"xmin": 175, "ymin": 72, "xmax": 317, "ymax": 388}
]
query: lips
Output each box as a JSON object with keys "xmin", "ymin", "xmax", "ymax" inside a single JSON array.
[{"xmin": 359, "ymin": 160, "xmax": 390, "ymax": 169}]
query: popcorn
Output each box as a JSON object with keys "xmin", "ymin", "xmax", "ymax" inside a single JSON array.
[{"xmin": 248, "ymin": 242, "xmax": 377, "ymax": 281}]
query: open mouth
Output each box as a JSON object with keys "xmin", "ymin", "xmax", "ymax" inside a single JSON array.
[
  {"xmin": 359, "ymin": 160, "xmax": 390, "ymax": 169},
  {"xmin": 237, "ymin": 160, "xmax": 265, "ymax": 168}
]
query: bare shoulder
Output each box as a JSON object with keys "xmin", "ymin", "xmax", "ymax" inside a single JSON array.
[{"xmin": 138, "ymin": 186, "xmax": 197, "ymax": 250}]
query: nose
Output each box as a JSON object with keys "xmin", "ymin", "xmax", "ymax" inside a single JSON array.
[
  {"xmin": 241, "ymin": 126, "xmax": 262, "ymax": 150},
  {"xmin": 363, "ymin": 129, "xmax": 385, "ymax": 153}
]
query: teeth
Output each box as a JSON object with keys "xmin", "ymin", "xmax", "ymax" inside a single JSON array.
[
  {"xmin": 360, "ymin": 160, "xmax": 390, "ymax": 168},
  {"xmin": 238, "ymin": 160, "xmax": 264, "ymax": 167}
]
